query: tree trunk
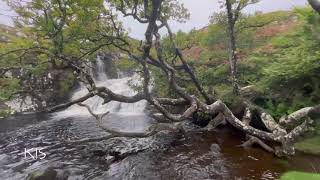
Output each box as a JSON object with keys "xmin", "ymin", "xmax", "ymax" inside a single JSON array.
[{"xmin": 225, "ymin": 0, "xmax": 240, "ymax": 95}]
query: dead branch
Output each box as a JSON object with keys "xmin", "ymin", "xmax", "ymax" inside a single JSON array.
[
  {"xmin": 279, "ymin": 105, "xmax": 320, "ymax": 127},
  {"xmin": 240, "ymin": 107, "xmax": 275, "ymax": 153},
  {"xmin": 77, "ymin": 102, "xmax": 182, "ymax": 139},
  {"xmin": 163, "ymin": 22, "xmax": 214, "ymax": 104},
  {"xmin": 47, "ymin": 92, "xmax": 95, "ymax": 112},
  {"xmin": 241, "ymin": 136, "xmax": 274, "ymax": 153}
]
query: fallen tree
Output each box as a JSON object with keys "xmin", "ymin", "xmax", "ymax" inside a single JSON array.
[
  {"xmin": 2, "ymin": 0, "xmax": 319, "ymax": 157},
  {"xmin": 58, "ymin": 0, "xmax": 319, "ymax": 157}
]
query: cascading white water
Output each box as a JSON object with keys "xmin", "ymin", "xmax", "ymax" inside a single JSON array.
[{"xmin": 54, "ymin": 56, "xmax": 147, "ymax": 118}]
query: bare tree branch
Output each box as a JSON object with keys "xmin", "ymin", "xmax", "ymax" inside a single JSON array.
[{"xmin": 47, "ymin": 92, "xmax": 95, "ymax": 112}]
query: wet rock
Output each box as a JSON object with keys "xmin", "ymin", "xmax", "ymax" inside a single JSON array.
[
  {"xmin": 105, "ymin": 155, "xmax": 116, "ymax": 164},
  {"xmin": 87, "ymin": 137, "xmax": 152, "ymax": 160},
  {"xmin": 86, "ymin": 131, "xmax": 177, "ymax": 161},
  {"xmin": 149, "ymin": 131, "xmax": 177, "ymax": 151},
  {"xmin": 0, "ymin": 154, "xmax": 10, "ymax": 166},
  {"xmin": 27, "ymin": 167, "xmax": 57, "ymax": 180},
  {"xmin": 56, "ymin": 169, "xmax": 70, "ymax": 180},
  {"xmin": 27, "ymin": 167, "xmax": 69, "ymax": 180},
  {"xmin": 210, "ymin": 143, "xmax": 221, "ymax": 157},
  {"xmin": 180, "ymin": 121, "xmax": 201, "ymax": 132},
  {"xmin": 92, "ymin": 149, "xmax": 107, "ymax": 157}
]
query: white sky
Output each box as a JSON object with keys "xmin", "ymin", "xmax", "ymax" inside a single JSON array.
[{"xmin": 0, "ymin": 0, "xmax": 308, "ymax": 39}]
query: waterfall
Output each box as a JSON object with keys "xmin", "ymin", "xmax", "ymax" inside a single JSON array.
[
  {"xmin": 94, "ymin": 56, "xmax": 108, "ymax": 81},
  {"xmin": 54, "ymin": 56, "xmax": 147, "ymax": 118}
]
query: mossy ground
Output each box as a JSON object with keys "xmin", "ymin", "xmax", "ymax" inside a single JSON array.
[
  {"xmin": 280, "ymin": 171, "xmax": 320, "ymax": 180},
  {"xmin": 295, "ymin": 136, "xmax": 320, "ymax": 155},
  {"xmin": 295, "ymin": 119, "xmax": 320, "ymax": 155}
]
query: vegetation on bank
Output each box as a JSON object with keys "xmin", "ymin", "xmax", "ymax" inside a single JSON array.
[
  {"xmin": 0, "ymin": 108, "xmax": 13, "ymax": 119},
  {"xmin": 146, "ymin": 8, "xmax": 319, "ymax": 154},
  {"xmin": 0, "ymin": 0, "xmax": 128, "ymax": 112},
  {"xmin": 280, "ymin": 171, "xmax": 320, "ymax": 180},
  {"xmin": 158, "ymin": 8, "xmax": 320, "ymax": 118},
  {"xmin": 0, "ymin": 25, "xmax": 77, "ymax": 109}
]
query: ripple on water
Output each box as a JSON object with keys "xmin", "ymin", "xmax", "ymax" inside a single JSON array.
[{"xmin": 1, "ymin": 114, "xmax": 320, "ymax": 179}]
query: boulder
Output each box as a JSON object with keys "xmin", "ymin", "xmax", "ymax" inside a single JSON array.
[
  {"xmin": 27, "ymin": 167, "xmax": 69, "ymax": 180},
  {"xmin": 27, "ymin": 167, "xmax": 57, "ymax": 180}
]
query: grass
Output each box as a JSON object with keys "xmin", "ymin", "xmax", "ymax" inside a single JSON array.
[
  {"xmin": 280, "ymin": 171, "xmax": 320, "ymax": 180},
  {"xmin": 295, "ymin": 136, "xmax": 320, "ymax": 155},
  {"xmin": 294, "ymin": 117, "xmax": 320, "ymax": 155}
]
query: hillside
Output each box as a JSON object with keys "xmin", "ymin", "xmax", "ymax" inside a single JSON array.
[
  {"xmin": 161, "ymin": 10, "xmax": 319, "ymax": 115},
  {"xmin": 184, "ymin": 16, "xmax": 299, "ymax": 60},
  {"xmin": 158, "ymin": 9, "xmax": 320, "ymax": 155},
  {"xmin": 0, "ymin": 24, "xmax": 21, "ymax": 43}
]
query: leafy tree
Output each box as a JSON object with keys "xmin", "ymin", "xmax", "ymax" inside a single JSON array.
[
  {"xmin": 0, "ymin": 0, "xmax": 127, "ymax": 109},
  {"xmin": 248, "ymin": 8, "xmax": 320, "ymax": 117}
]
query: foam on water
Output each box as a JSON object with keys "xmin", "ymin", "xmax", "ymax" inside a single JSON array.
[{"xmin": 53, "ymin": 56, "xmax": 147, "ymax": 119}]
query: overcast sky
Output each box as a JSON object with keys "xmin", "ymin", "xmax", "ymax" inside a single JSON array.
[{"xmin": 0, "ymin": 0, "xmax": 308, "ymax": 39}]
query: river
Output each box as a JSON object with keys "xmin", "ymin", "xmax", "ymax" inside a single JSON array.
[{"xmin": 0, "ymin": 57, "xmax": 319, "ymax": 179}]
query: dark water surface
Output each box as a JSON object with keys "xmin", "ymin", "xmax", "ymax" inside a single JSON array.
[{"xmin": 0, "ymin": 113, "xmax": 319, "ymax": 180}]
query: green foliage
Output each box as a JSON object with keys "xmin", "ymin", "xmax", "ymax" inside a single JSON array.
[
  {"xmin": 239, "ymin": 11, "xmax": 292, "ymax": 30},
  {"xmin": 246, "ymin": 8, "xmax": 320, "ymax": 115},
  {"xmin": 0, "ymin": 78, "xmax": 20, "ymax": 101},
  {"xmin": 161, "ymin": 0, "xmax": 190, "ymax": 23},
  {"xmin": 280, "ymin": 171, "xmax": 320, "ymax": 180},
  {"xmin": 58, "ymin": 72, "xmax": 76, "ymax": 97},
  {"xmin": 214, "ymin": 84, "xmax": 236, "ymax": 104},
  {"xmin": 201, "ymin": 24, "xmax": 228, "ymax": 51},
  {"xmin": 109, "ymin": 0, "xmax": 190, "ymax": 23},
  {"xmin": 0, "ymin": 0, "xmax": 192, "ymax": 105},
  {"xmin": 156, "ymin": 9, "xmax": 309, "ymax": 107},
  {"xmin": 198, "ymin": 64, "xmax": 229, "ymax": 86},
  {"xmin": 180, "ymin": 10, "xmax": 294, "ymax": 101},
  {"xmin": 157, "ymin": 7, "xmax": 319, "ymax": 119},
  {"xmin": 114, "ymin": 57, "xmax": 138, "ymax": 72},
  {"xmin": 0, "ymin": 109, "xmax": 13, "ymax": 119},
  {"xmin": 1, "ymin": 0, "xmax": 125, "ymax": 101},
  {"xmin": 151, "ymin": 67, "xmax": 172, "ymax": 97},
  {"xmin": 270, "ymin": 36, "xmax": 298, "ymax": 48},
  {"xmin": 264, "ymin": 100, "xmax": 295, "ymax": 119}
]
